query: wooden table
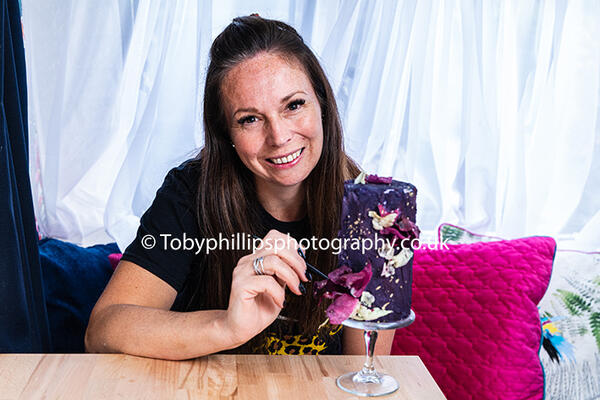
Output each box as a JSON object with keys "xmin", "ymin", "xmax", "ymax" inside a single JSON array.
[{"xmin": 0, "ymin": 354, "xmax": 446, "ymax": 399}]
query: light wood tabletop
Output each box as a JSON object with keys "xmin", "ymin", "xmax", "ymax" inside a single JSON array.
[{"xmin": 0, "ymin": 354, "xmax": 446, "ymax": 399}]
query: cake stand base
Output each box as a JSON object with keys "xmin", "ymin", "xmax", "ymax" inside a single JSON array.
[
  {"xmin": 336, "ymin": 371, "xmax": 399, "ymax": 397},
  {"xmin": 336, "ymin": 310, "xmax": 415, "ymax": 397}
]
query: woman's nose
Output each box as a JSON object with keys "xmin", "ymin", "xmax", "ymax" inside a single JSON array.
[{"xmin": 265, "ymin": 117, "xmax": 292, "ymax": 147}]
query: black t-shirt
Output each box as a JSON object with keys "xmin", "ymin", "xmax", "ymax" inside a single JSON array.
[{"xmin": 121, "ymin": 159, "xmax": 342, "ymax": 355}]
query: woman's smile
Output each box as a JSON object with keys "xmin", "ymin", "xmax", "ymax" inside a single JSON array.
[{"xmin": 266, "ymin": 147, "xmax": 304, "ymax": 168}]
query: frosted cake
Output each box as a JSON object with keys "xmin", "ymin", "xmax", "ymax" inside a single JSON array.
[{"xmin": 314, "ymin": 173, "xmax": 419, "ymax": 324}]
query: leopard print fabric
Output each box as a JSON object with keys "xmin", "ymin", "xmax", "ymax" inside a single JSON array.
[{"xmin": 254, "ymin": 323, "xmax": 343, "ymax": 355}]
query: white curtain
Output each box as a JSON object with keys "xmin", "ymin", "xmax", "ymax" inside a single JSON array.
[{"xmin": 22, "ymin": 0, "xmax": 600, "ymax": 252}]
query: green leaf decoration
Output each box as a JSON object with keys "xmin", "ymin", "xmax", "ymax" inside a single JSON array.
[
  {"xmin": 541, "ymin": 310, "xmax": 554, "ymax": 319},
  {"xmin": 565, "ymin": 277, "xmax": 600, "ymax": 305},
  {"xmin": 590, "ymin": 312, "xmax": 600, "ymax": 351},
  {"xmin": 577, "ymin": 326, "xmax": 589, "ymax": 335},
  {"xmin": 556, "ymin": 289, "xmax": 592, "ymax": 316},
  {"xmin": 440, "ymin": 225, "xmax": 465, "ymax": 243}
]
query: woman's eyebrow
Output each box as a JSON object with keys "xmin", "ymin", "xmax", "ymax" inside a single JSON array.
[
  {"xmin": 280, "ymin": 90, "xmax": 306, "ymax": 103},
  {"xmin": 233, "ymin": 106, "xmax": 259, "ymax": 117},
  {"xmin": 232, "ymin": 91, "xmax": 308, "ymax": 118}
]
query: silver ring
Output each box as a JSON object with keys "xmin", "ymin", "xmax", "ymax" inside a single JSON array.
[
  {"xmin": 259, "ymin": 258, "xmax": 266, "ymax": 275},
  {"xmin": 253, "ymin": 257, "xmax": 265, "ymax": 275}
]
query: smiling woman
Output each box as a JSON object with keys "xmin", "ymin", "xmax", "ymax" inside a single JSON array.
[
  {"xmin": 84, "ymin": 15, "xmax": 396, "ymax": 359},
  {"xmin": 224, "ymin": 53, "xmax": 324, "ymax": 220}
]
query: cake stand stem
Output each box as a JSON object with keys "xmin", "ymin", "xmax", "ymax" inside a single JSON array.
[
  {"xmin": 337, "ymin": 311, "xmax": 415, "ymax": 396},
  {"xmin": 356, "ymin": 330, "xmax": 380, "ymax": 383}
]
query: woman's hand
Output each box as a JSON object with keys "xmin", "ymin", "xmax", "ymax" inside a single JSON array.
[{"xmin": 221, "ymin": 230, "xmax": 309, "ymax": 346}]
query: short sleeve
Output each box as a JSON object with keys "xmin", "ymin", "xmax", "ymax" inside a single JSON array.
[{"xmin": 121, "ymin": 160, "xmax": 201, "ymax": 292}]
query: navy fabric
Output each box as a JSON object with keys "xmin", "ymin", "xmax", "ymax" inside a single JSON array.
[
  {"xmin": 0, "ymin": 0, "xmax": 52, "ymax": 352},
  {"xmin": 39, "ymin": 238, "xmax": 118, "ymax": 353}
]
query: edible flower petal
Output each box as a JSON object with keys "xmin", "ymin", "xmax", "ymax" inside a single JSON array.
[
  {"xmin": 328, "ymin": 265, "xmax": 353, "ymax": 284},
  {"xmin": 354, "ymin": 171, "xmax": 367, "ymax": 184},
  {"xmin": 397, "ymin": 216, "xmax": 421, "ymax": 241},
  {"xmin": 326, "ymin": 293, "xmax": 359, "ymax": 324},
  {"xmin": 381, "ymin": 261, "xmax": 395, "ymax": 278},
  {"xmin": 368, "ymin": 210, "xmax": 397, "ymax": 230},
  {"xmin": 350, "ymin": 301, "xmax": 393, "ymax": 321},
  {"xmin": 365, "ymin": 174, "xmax": 393, "ymax": 184},
  {"xmin": 377, "ymin": 241, "xmax": 396, "ymax": 260},
  {"xmin": 379, "ymin": 226, "xmax": 407, "ymax": 240},
  {"xmin": 313, "ymin": 262, "xmax": 374, "ymax": 324},
  {"xmin": 329, "ymin": 262, "xmax": 372, "ymax": 297},
  {"xmin": 360, "ymin": 291, "xmax": 375, "ymax": 307},
  {"xmin": 378, "ymin": 204, "xmax": 400, "ymax": 217},
  {"xmin": 389, "ymin": 248, "xmax": 413, "ymax": 268}
]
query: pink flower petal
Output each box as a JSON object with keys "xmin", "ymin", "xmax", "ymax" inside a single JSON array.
[
  {"xmin": 366, "ymin": 174, "xmax": 393, "ymax": 184},
  {"xmin": 377, "ymin": 204, "xmax": 400, "ymax": 217},
  {"xmin": 380, "ymin": 226, "xmax": 408, "ymax": 240},
  {"xmin": 347, "ymin": 262, "xmax": 372, "ymax": 297},
  {"xmin": 326, "ymin": 293, "xmax": 359, "ymax": 324},
  {"xmin": 313, "ymin": 262, "xmax": 373, "ymax": 313},
  {"xmin": 327, "ymin": 262, "xmax": 372, "ymax": 297},
  {"xmin": 397, "ymin": 216, "xmax": 421, "ymax": 240},
  {"xmin": 328, "ymin": 265, "xmax": 353, "ymax": 284}
]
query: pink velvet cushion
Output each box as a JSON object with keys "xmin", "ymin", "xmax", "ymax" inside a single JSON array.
[
  {"xmin": 392, "ymin": 236, "xmax": 556, "ymax": 400},
  {"xmin": 108, "ymin": 253, "xmax": 122, "ymax": 270}
]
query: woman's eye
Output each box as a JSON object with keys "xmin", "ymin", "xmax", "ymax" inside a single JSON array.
[
  {"xmin": 237, "ymin": 115, "xmax": 257, "ymax": 125},
  {"xmin": 288, "ymin": 99, "xmax": 305, "ymax": 111}
]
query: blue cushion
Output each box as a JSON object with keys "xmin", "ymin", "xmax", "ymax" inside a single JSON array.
[{"xmin": 39, "ymin": 238, "xmax": 118, "ymax": 352}]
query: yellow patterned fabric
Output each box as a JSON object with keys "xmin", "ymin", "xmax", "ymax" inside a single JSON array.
[{"xmin": 255, "ymin": 323, "xmax": 343, "ymax": 355}]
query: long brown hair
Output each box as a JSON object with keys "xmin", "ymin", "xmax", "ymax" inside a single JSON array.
[{"xmin": 183, "ymin": 15, "xmax": 360, "ymax": 352}]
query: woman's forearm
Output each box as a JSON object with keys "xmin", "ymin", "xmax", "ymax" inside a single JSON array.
[{"xmin": 85, "ymin": 304, "xmax": 241, "ymax": 360}]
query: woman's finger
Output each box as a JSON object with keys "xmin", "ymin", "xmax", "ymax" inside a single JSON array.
[
  {"xmin": 241, "ymin": 275, "xmax": 286, "ymax": 308},
  {"xmin": 257, "ymin": 230, "xmax": 308, "ymax": 281},
  {"xmin": 241, "ymin": 253, "xmax": 302, "ymax": 295},
  {"xmin": 261, "ymin": 254, "xmax": 302, "ymax": 295}
]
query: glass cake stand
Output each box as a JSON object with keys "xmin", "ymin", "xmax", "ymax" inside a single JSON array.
[{"xmin": 337, "ymin": 310, "xmax": 416, "ymax": 397}]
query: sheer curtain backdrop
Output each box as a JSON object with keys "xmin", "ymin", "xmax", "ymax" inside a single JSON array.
[{"xmin": 21, "ymin": 0, "xmax": 600, "ymax": 252}]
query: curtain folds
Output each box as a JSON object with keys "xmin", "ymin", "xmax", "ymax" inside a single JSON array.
[
  {"xmin": 21, "ymin": 0, "xmax": 600, "ymax": 251},
  {"xmin": 0, "ymin": 0, "xmax": 51, "ymax": 352}
]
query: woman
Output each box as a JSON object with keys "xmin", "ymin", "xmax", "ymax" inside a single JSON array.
[{"xmin": 85, "ymin": 15, "xmax": 395, "ymax": 359}]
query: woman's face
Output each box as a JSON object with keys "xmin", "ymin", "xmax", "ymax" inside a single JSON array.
[{"xmin": 222, "ymin": 52, "xmax": 324, "ymax": 193}]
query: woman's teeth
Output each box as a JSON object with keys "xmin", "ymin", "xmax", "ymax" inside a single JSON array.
[{"xmin": 270, "ymin": 149, "xmax": 302, "ymax": 165}]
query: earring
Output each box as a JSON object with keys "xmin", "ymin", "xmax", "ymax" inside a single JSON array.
[{"xmin": 231, "ymin": 143, "xmax": 236, "ymax": 148}]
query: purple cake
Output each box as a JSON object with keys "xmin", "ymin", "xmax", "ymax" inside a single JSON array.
[{"xmin": 314, "ymin": 173, "xmax": 419, "ymax": 324}]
